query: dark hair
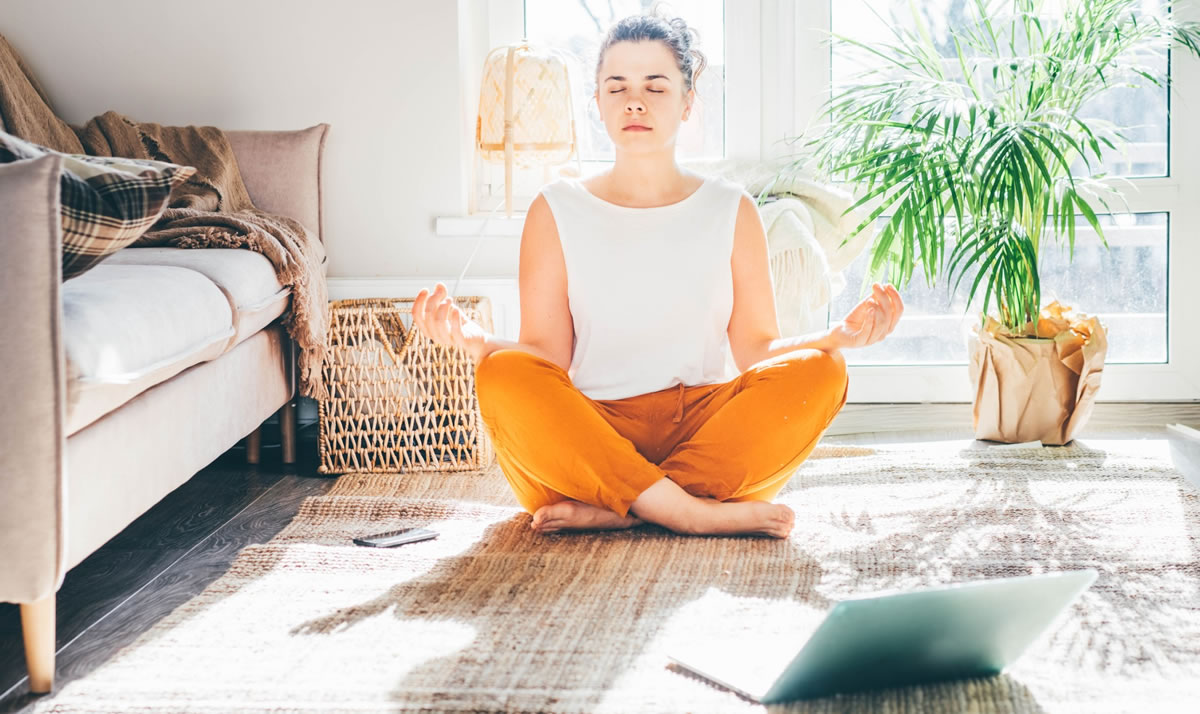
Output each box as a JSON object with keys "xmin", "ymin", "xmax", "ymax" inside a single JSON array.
[{"xmin": 595, "ymin": 3, "xmax": 708, "ymax": 94}]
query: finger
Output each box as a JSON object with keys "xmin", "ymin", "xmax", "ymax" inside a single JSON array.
[
  {"xmin": 847, "ymin": 302, "xmax": 874, "ymax": 339},
  {"xmin": 876, "ymin": 285, "xmax": 898, "ymax": 338},
  {"xmin": 431, "ymin": 299, "xmax": 453, "ymax": 343},
  {"xmin": 429, "ymin": 283, "xmax": 446, "ymax": 312},
  {"xmin": 422, "ymin": 296, "xmax": 446, "ymax": 343},
  {"xmin": 431, "ymin": 284, "xmax": 453, "ymax": 340},
  {"xmin": 413, "ymin": 288, "xmax": 430, "ymax": 335},
  {"xmin": 885, "ymin": 284, "xmax": 903, "ymax": 333},
  {"xmin": 874, "ymin": 299, "xmax": 893, "ymax": 343},
  {"xmin": 872, "ymin": 284, "xmax": 893, "ymax": 333},
  {"xmin": 854, "ymin": 302, "xmax": 878, "ymax": 346},
  {"xmin": 872, "ymin": 303, "xmax": 891, "ymax": 345},
  {"xmin": 869, "ymin": 295, "xmax": 890, "ymax": 344},
  {"xmin": 853, "ymin": 305, "xmax": 877, "ymax": 347}
]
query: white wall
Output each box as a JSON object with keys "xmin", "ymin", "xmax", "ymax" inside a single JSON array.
[{"xmin": 1, "ymin": 0, "xmax": 515, "ymax": 280}]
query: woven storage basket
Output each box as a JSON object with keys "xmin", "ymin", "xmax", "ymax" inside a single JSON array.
[{"xmin": 318, "ymin": 296, "xmax": 495, "ymax": 475}]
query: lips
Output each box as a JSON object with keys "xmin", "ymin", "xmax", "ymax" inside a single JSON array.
[{"xmin": 623, "ymin": 125, "xmax": 651, "ymax": 131}]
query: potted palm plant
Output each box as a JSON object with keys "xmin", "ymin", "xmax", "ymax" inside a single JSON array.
[{"xmin": 782, "ymin": 0, "xmax": 1200, "ymax": 444}]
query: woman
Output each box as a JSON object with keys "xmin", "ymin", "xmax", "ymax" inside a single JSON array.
[{"xmin": 414, "ymin": 11, "xmax": 903, "ymax": 539}]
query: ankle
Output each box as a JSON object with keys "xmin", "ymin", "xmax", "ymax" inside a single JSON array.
[{"xmin": 675, "ymin": 496, "xmax": 721, "ymax": 535}]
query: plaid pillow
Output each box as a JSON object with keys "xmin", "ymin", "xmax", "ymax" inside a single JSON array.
[{"xmin": 0, "ymin": 131, "xmax": 196, "ymax": 279}]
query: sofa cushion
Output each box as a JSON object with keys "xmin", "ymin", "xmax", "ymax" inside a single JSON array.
[
  {"xmin": 227, "ymin": 125, "xmax": 328, "ymax": 245},
  {"xmin": 63, "ymin": 264, "xmax": 235, "ymax": 435},
  {"xmin": 0, "ymin": 130, "xmax": 195, "ymax": 280},
  {"xmin": 101, "ymin": 247, "xmax": 291, "ymax": 350}
]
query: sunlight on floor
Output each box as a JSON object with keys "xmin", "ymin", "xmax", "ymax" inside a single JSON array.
[
  {"xmin": 32, "ymin": 564, "xmax": 480, "ymax": 711},
  {"xmin": 595, "ymin": 588, "xmax": 827, "ymax": 710}
]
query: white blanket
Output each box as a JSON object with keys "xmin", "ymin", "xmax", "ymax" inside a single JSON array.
[{"xmin": 682, "ymin": 158, "xmax": 875, "ymax": 335}]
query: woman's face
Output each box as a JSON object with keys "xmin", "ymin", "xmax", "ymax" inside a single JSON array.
[{"xmin": 594, "ymin": 40, "xmax": 693, "ymax": 153}]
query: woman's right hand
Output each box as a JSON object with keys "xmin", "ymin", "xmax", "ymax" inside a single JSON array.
[{"xmin": 412, "ymin": 283, "xmax": 494, "ymax": 363}]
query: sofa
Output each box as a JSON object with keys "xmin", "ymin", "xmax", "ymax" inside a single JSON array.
[{"xmin": 0, "ymin": 123, "xmax": 329, "ymax": 693}]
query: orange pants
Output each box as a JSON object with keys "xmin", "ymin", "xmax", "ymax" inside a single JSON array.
[{"xmin": 473, "ymin": 348, "xmax": 849, "ymax": 518}]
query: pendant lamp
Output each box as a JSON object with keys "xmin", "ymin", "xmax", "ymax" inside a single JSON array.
[{"xmin": 475, "ymin": 39, "xmax": 583, "ymax": 217}]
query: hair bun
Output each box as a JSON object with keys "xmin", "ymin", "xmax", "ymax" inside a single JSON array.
[{"xmin": 662, "ymin": 13, "xmax": 698, "ymax": 46}]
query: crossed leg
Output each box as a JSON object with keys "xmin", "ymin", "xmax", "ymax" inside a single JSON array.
[{"xmin": 475, "ymin": 349, "xmax": 845, "ymax": 538}]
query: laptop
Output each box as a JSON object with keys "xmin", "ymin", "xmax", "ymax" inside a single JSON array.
[
  {"xmin": 666, "ymin": 569, "xmax": 1097, "ymax": 704},
  {"xmin": 1166, "ymin": 423, "xmax": 1200, "ymax": 491}
]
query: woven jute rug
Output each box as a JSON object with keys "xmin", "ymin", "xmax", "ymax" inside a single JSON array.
[{"xmin": 34, "ymin": 439, "xmax": 1200, "ymax": 713}]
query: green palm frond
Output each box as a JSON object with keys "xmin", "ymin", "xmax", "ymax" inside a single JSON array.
[{"xmin": 786, "ymin": 0, "xmax": 1200, "ymax": 334}]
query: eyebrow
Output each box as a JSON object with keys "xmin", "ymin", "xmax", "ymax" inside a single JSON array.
[{"xmin": 604, "ymin": 74, "xmax": 670, "ymax": 82}]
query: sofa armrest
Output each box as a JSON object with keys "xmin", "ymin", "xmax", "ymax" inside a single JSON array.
[
  {"xmin": 0, "ymin": 155, "xmax": 68, "ymax": 604},
  {"xmin": 227, "ymin": 124, "xmax": 330, "ymax": 252}
]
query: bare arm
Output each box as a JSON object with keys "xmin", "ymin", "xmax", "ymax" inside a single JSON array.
[
  {"xmin": 726, "ymin": 193, "xmax": 836, "ymax": 371},
  {"xmin": 414, "ymin": 193, "xmax": 573, "ymax": 367},
  {"xmin": 726, "ymin": 193, "xmax": 904, "ymax": 370},
  {"xmin": 478, "ymin": 193, "xmax": 574, "ymax": 367}
]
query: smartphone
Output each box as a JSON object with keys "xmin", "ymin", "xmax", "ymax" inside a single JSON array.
[{"xmin": 352, "ymin": 527, "xmax": 439, "ymax": 548}]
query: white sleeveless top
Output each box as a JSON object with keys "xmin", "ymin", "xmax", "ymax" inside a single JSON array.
[{"xmin": 539, "ymin": 174, "xmax": 745, "ymax": 400}]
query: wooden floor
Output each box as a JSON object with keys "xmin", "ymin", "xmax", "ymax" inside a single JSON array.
[
  {"xmin": 0, "ymin": 420, "xmax": 1173, "ymax": 712},
  {"xmin": 0, "ymin": 420, "xmax": 334, "ymax": 713}
]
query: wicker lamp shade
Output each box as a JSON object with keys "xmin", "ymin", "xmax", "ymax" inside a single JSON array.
[{"xmin": 476, "ymin": 40, "xmax": 580, "ymax": 216}]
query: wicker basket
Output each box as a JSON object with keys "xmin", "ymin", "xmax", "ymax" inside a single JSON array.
[{"xmin": 317, "ymin": 296, "xmax": 496, "ymax": 475}]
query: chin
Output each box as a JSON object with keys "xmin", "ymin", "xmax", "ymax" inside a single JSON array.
[
  {"xmin": 615, "ymin": 143, "xmax": 665, "ymax": 155},
  {"xmin": 612, "ymin": 132, "xmax": 671, "ymax": 151}
]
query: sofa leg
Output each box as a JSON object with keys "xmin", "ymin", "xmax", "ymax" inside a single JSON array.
[
  {"xmin": 20, "ymin": 594, "xmax": 55, "ymax": 694},
  {"xmin": 280, "ymin": 401, "xmax": 297, "ymax": 464},
  {"xmin": 245, "ymin": 426, "xmax": 262, "ymax": 464}
]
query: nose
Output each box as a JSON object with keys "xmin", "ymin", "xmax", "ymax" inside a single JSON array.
[{"xmin": 624, "ymin": 96, "xmax": 646, "ymax": 114}]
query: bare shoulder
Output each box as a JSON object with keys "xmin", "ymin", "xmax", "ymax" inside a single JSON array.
[
  {"xmin": 520, "ymin": 191, "xmax": 566, "ymax": 269},
  {"xmin": 734, "ymin": 191, "xmax": 766, "ymax": 232},
  {"xmin": 523, "ymin": 191, "xmax": 560, "ymax": 241}
]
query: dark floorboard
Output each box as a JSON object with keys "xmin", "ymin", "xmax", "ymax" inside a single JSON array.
[{"xmin": 0, "ymin": 417, "xmax": 332, "ymax": 713}]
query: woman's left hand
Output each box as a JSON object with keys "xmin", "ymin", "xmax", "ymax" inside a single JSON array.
[{"xmin": 830, "ymin": 282, "xmax": 904, "ymax": 350}]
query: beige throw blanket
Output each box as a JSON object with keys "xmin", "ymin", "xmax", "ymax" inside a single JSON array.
[{"xmin": 1, "ymin": 33, "xmax": 329, "ymax": 400}]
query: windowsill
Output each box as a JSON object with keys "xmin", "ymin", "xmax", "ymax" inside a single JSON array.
[{"xmin": 435, "ymin": 215, "xmax": 525, "ymax": 238}]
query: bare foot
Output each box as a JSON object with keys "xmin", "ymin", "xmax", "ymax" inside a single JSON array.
[
  {"xmin": 690, "ymin": 500, "xmax": 795, "ymax": 538},
  {"xmin": 629, "ymin": 478, "xmax": 796, "ymax": 538},
  {"xmin": 530, "ymin": 500, "xmax": 645, "ymax": 533}
]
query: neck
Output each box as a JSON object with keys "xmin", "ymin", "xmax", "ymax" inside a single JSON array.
[{"xmin": 606, "ymin": 150, "xmax": 690, "ymax": 202}]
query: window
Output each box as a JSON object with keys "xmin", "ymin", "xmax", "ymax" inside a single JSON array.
[
  {"xmin": 826, "ymin": 0, "xmax": 1179, "ymax": 381},
  {"xmin": 831, "ymin": 0, "xmax": 1169, "ymax": 177}
]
